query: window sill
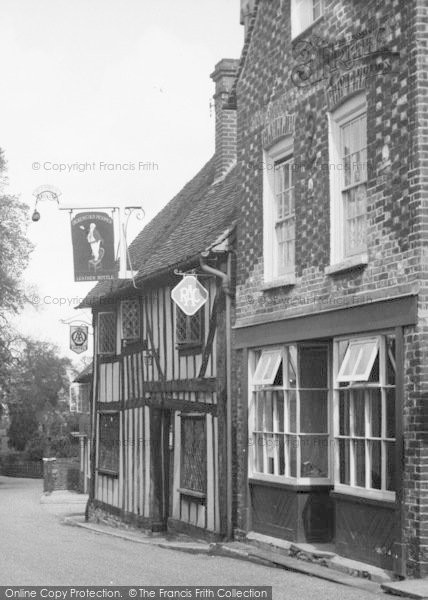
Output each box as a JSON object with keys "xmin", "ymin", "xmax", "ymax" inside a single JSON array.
[
  {"xmin": 262, "ymin": 274, "xmax": 297, "ymax": 290},
  {"xmin": 249, "ymin": 475, "xmax": 332, "ymax": 491},
  {"xmin": 325, "ymin": 254, "xmax": 368, "ymax": 275},
  {"xmin": 332, "ymin": 485, "xmax": 396, "ymax": 506}
]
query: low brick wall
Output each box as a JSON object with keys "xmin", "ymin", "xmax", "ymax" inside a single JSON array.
[{"xmin": 43, "ymin": 457, "xmax": 80, "ymax": 492}]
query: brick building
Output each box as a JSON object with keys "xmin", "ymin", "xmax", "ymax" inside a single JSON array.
[{"xmin": 232, "ymin": 0, "xmax": 428, "ymax": 578}]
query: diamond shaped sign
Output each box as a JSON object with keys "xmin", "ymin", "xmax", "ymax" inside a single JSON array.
[{"xmin": 171, "ymin": 275, "xmax": 208, "ymax": 316}]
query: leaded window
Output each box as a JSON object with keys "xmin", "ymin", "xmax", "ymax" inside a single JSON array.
[
  {"xmin": 334, "ymin": 334, "xmax": 396, "ymax": 497},
  {"xmin": 176, "ymin": 306, "xmax": 203, "ymax": 347},
  {"xmin": 98, "ymin": 412, "xmax": 119, "ymax": 473},
  {"xmin": 250, "ymin": 344, "xmax": 329, "ymax": 482},
  {"xmin": 121, "ymin": 298, "xmax": 140, "ymax": 341},
  {"xmin": 98, "ymin": 311, "xmax": 116, "ymax": 355},
  {"xmin": 180, "ymin": 416, "xmax": 207, "ymax": 494}
]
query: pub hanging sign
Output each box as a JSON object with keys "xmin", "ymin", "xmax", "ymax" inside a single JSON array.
[
  {"xmin": 70, "ymin": 325, "xmax": 88, "ymax": 354},
  {"xmin": 70, "ymin": 212, "xmax": 117, "ymax": 282}
]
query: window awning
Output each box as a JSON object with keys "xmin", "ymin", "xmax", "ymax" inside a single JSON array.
[
  {"xmin": 337, "ymin": 338, "xmax": 378, "ymax": 382},
  {"xmin": 253, "ymin": 349, "xmax": 282, "ymax": 385}
]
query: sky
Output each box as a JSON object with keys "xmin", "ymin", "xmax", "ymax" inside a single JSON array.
[{"xmin": 1, "ymin": 0, "xmax": 244, "ymax": 365}]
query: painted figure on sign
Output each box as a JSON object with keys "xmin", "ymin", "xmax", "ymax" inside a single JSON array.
[{"xmin": 80, "ymin": 223, "xmax": 105, "ymax": 272}]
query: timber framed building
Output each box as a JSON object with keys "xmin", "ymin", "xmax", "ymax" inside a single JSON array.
[{"xmin": 79, "ymin": 59, "xmax": 240, "ymax": 538}]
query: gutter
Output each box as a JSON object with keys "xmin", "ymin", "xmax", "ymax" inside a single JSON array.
[{"xmin": 199, "ymin": 251, "xmax": 233, "ymax": 540}]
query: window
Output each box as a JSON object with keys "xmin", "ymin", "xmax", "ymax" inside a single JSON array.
[
  {"xmin": 291, "ymin": 0, "xmax": 323, "ymax": 39},
  {"xmin": 263, "ymin": 138, "xmax": 295, "ymax": 282},
  {"xmin": 121, "ymin": 298, "xmax": 140, "ymax": 342},
  {"xmin": 275, "ymin": 159, "xmax": 295, "ymax": 276},
  {"xmin": 329, "ymin": 94, "xmax": 368, "ymax": 264},
  {"xmin": 176, "ymin": 306, "xmax": 203, "ymax": 348},
  {"xmin": 334, "ymin": 334, "xmax": 396, "ymax": 499},
  {"xmin": 337, "ymin": 338, "xmax": 378, "ymax": 382},
  {"xmin": 69, "ymin": 383, "xmax": 90, "ymax": 413},
  {"xmin": 98, "ymin": 413, "xmax": 119, "ymax": 473},
  {"xmin": 249, "ymin": 344, "xmax": 329, "ymax": 482},
  {"xmin": 98, "ymin": 311, "xmax": 116, "ymax": 355},
  {"xmin": 180, "ymin": 416, "xmax": 207, "ymax": 495}
]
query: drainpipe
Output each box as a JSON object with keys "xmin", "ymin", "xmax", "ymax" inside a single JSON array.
[{"xmin": 199, "ymin": 251, "xmax": 233, "ymax": 540}]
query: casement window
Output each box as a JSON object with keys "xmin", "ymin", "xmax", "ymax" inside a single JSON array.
[
  {"xmin": 263, "ymin": 138, "xmax": 295, "ymax": 283},
  {"xmin": 98, "ymin": 412, "xmax": 119, "ymax": 474},
  {"xmin": 98, "ymin": 311, "xmax": 116, "ymax": 355},
  {"xmin": 249, "ymin": 344, "xmax": 330, "ymax": 483},
  {"xmin": 121, "ymin": 298, "xmax": 140, "ymax": 342},
  {"xmin": 329, "ymin": 94, "xmax": 368, "ymax": 264},
  {"xmin": 291, "ymin": 0, "xmax": 323, "ymax": 39},
  {"xmin": 180, "ymin": 415, "xmax": 207, "ymax": 495},
  {"xmin": 334, "ymin": 334, "xmax": 396, "ymax": 500},
  {"xmin": 176, "ymin": 306, "xmax": 203, "ymax": 348}
]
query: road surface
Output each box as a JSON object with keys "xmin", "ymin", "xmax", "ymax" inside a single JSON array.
[{"xmin": 0, "ymin": 476, "xmax": 382, "ymax": 598}]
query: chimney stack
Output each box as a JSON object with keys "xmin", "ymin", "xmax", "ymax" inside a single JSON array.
[
  {"xmin": 211, "ymin": 58, "xmax": 239, "ymax": 182},
  {"xmin": 240, "ymin": 0, "xmax": 257, "ymax": 36}
]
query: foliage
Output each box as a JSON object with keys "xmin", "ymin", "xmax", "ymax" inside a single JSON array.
[
  {"xmin": 6, "ymin": 337, "xmax": 76, "ymax": 454},
  {"xmin": 0, "ymin": 149, "xmax": 33, "ymax": 320},
  {"xmin": 0, "ymin": 149, "xmax": 33, "ymax": 399}
]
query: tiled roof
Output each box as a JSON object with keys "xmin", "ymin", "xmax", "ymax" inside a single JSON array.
[{"xmin": 78, "ymin": 156, "xmax": 239, "ymax": 308}]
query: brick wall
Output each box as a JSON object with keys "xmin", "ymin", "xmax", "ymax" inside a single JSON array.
[
  {"xmin": 233, "ymin": 0, "xmax": 428, "ymax": 576},
  {"xmin": 43, "ymin": 457, "xmax": 80, "ymax": 493}
]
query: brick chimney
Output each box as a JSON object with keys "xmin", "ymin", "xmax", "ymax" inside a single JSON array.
[
  {"xmin": 210, "ymin": 58, "xmax": 239, "ymax": 182},
  {"xmin": 240, "ymin": 0, "xmax": 257, "ymax": 36}
]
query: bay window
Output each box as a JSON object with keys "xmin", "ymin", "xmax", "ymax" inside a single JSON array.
[
  {"xmin": 334, "ymin": 334, "xmax": 396, "ymax": 499},
  {"xmin": 249, "ymin": 343, "xmax": 330, "ymax": 483}
]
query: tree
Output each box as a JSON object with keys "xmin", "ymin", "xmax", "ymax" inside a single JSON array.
[
  {"xmin": 7, "ymin": 338, "xmax": 75, "ymax": 454},
  {"xmin": 0, "ymin": 149, "xmax": 33, "ymax": 319},
  {"xmin": 0, "ymin": 149, "xmax": 33, "ymax": 397}
]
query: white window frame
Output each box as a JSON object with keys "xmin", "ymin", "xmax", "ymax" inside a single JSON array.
[
  {"xmin": 328, "ymin": 93, "xmax": 367, "ymax": 266},
  {"xmin": 291, "ymin": 0, "xmax": 323, "ymax": 39},
  {"xmin": 333, "ymin": 332, "xmax": 396, "ymax": 502},
  {"xmin": 263, "ymin": 137, "xmax": 295, "ymax": 283},
  {"xmin": 252, "ymin": 349, "xmax": 283, "ymax": 386},
  {"xmin": 248, "ymin": 343, "xmax": 331, "ymax": 486},
  {"xmin": 337, "ymin": 338, "xmax": 378, "ymax": 383}
]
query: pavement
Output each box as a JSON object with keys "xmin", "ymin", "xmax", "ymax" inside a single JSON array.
[
  {"xmin": 1, "ymin": 475, "xmax": 427, "ymax": 598},
  {"xmin": 0, "ymin": 475, "xmax": 383, "ymax": 597}
]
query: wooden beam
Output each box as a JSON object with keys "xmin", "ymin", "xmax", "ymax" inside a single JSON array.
[
  {"xmin": 144, "ymin": 378, "xmax": 216, "ymax": 394},
  {"xmin": 97, "ymin": 397, "xmax": 217, "ymax": 415}
]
